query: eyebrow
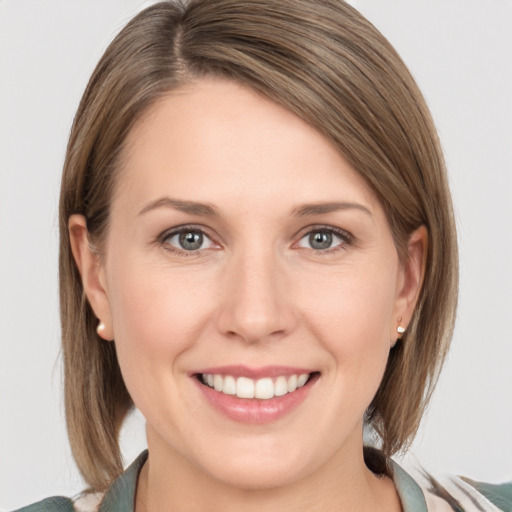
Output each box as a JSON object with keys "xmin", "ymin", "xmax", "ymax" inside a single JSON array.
[
  {"xmin": 137, "ymin": 197, "xmax": 372, "ymax": 219},
  {"xmin": 138, "ymin": 197, "xmax": 220, "ymax": 217},
  {"xmin": 292, "ymin": 201, "xmax": 373, "ymax": 217}
]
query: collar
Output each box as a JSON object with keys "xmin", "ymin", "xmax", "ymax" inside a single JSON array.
[
  {"xmin": 98, "ymin": 450, "xmax": 428, "ymax": 511},
  {"xmin": 98, "ymin": 450, "xmax": 148, "ymax": 512},
  {"xmin": 390, "ymin": 458, "xmax": 429, "ymax": 511}
]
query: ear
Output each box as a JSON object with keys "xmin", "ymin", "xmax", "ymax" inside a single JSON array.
[
  {"xmin": 68, "ymin": 214, "xmax": 114, "ymax": 341},
  {"xmin": 391, "ymin": 225, "xmax": 428, "ymax": 345}
]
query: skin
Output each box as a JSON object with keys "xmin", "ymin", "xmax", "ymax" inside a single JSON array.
[{"xmin": 70, "ymin": 78, "xmax": 426, "ymax": 511}]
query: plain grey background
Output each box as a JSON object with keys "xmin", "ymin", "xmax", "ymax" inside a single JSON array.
[{"xmin": 1, "ymin": 0, "xmax": 511, "ymax": 509}]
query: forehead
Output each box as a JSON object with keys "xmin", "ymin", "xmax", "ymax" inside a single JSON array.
[{"xmin": 113, "ymin": 78, "xmax": 381, "ymax": 217}]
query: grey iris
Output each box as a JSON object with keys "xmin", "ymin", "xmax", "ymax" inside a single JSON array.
[
  {"xmin": 309, "ymin": 231, "xmax": 332, "ymax": 250},
  {"xmin": 179, "ymin": 231, "xmax": 203, "ymax": 250}
]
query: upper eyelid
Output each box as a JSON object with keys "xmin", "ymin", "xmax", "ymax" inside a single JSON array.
[
  {"xmin": 159, "ymin": 224, "xmax": 217, "ymax": 241},
  {"xmin": 158, "ymin": 225, "xmax": 220, "ymax": 256},
  {"xmin": 295, "ymin": 224, "xmax": 353, "ymax": 241},
  {"xmin": 156, "ymin": 223, "xmax": 354, "ymax": 249}
]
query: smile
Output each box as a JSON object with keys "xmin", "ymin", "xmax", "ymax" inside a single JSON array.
[
  {"xmin": 193, "ymin": 367, "xmax": 319, "ymax": 424},
  {"xmin": 200, "ymin": 373, "xmax": 311, "ymax": 400}
]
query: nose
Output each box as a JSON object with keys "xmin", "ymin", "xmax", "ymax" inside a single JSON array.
[{"xmin": 215, "ymin": 247, "xmax": 298, "ymax": 344}]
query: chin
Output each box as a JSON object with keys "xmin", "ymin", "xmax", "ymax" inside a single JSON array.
[
  {"xmin": 202, "ymin": 456, "xmax": 306, "ymax": 491},
  {"xmin": 188, "ymin": 436, "xmax": 314, "ymax": 491}
]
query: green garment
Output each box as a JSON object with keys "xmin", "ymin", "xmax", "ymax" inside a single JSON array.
[{"xmin": 12, "ymin": 450, "xmax": 512, "ymax": 512}]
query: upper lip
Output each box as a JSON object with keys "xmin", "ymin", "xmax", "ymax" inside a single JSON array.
[{"xmin": 192, "ymin": 365, "xmax": 316, "ymax": 379}]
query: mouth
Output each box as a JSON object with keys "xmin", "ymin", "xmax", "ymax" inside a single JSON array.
[
  {"xmin": 192, "ymin": 367, "xmax": 320, "ymax": 423},
  {"xmin": 196, "ymin": 372, "xmax": 317, "ymax": 400}
]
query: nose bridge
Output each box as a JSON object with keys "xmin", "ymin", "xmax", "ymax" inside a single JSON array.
[{"xmin": 217, "ymin": 241, "xmax": 296, "ymax": 343}]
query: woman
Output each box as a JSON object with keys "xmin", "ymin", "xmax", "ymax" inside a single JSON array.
[{"xmin": 14, "ymin": 0, "xmax": 510, "ymax": 510}]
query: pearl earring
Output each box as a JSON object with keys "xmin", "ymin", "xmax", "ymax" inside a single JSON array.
[
  {"xmin": 97, "ymin": 322, "xmax": 106, "ymax": 336},
  {"xmin": 395, "ymin": 317, "xmax": 406, "ymax": 339}
]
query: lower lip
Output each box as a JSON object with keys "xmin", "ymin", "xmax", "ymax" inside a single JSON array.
[{"xmin": 194, "ymin": 374, "xmax": 318, "ymax": 424}]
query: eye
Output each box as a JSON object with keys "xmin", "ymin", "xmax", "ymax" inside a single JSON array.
[
  {"xmin": 162, "ymin": 228, "xmax": 216, "ymax": 252},
  {"xmin": 296, "ymin": 227, "xmax": 351, "ymax": 252}
]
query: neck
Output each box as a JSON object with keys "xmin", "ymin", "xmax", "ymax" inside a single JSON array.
[{"xmin": 135, "ymin": 430, "xmax": 401, "ymax": 512}]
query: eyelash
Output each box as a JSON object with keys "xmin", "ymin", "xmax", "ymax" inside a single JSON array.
[
  {"xmin": 295, "ymin": 225, "xmax": 354, "ymax": 254},
  {"xmin": 157, "ymin": 224, "xmax": 354, "ymax": 256},
  {"xmin": 158, "ymin": 225, "xmax": 219, "ymax": 257}
]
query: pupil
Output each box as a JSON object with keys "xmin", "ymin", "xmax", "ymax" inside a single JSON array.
[
  {"xmin": 310, "ymin": 231, "xmax": 332, "ymax": 250},
  {"xmin": 179, "ymin": 231, "xmax": 203, "ymax": 250}
]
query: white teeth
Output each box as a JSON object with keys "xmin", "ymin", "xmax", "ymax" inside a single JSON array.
[
  {"xmin": 287, "ymin": 374, "xmax": 298, "ymax": 393},
  {"xmin": 297, "ymin": 373, "xmax": 309, "ymax": 387},
  {"xmin": 201, "ymin": 372, "xmax": 312, "ymax": 399},
  {"xmin": 236, "ymin": 377, "xmax": 255, "ymax": 398},
  {"xmin": 223, "ymin": 375, "xmax": 236, "ymax": 395},
  {"xmin": 213, "ymin": 374, "xmax": 223, "ymax": 392},
  {"xmin": 274, "ymin": 376, "xmax": 288, "ymax": 396},
  {"xmin": 255, "ymin": 378, "xmax": 274, "ymax": 399}
]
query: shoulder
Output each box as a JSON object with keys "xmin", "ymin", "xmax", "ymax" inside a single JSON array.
[
  {"xmin": 11, "ymin": 451, "xmax": 146, "ymax": 512},
  {"xmin": 422, "ymin": 474, "xmax": 512, "ymax": 512},
  {"xmin": 11, "ymin": 496, "xmax": 75, "ymax": 512},
  {"xmin": 11, "ymin": 493, "xmax": 103, "ymax": 512},
  {"xmin": 425, "ymin": 475, "xmax": 512, "ymax": 512},
  {"xmin": 461, "ymin": 478, "xmax": 512, "ymax": 511},
  {"xmin": 11, "ymin": 497, "xmax": 74, "ymax": 512},
  {"xmin": 392, "ymin": 457, "xmax": 512, "ymax": 512}
]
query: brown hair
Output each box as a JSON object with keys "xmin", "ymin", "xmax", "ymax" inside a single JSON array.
[{"xmin": 59, "ymin": 0, "xmax": 458, "ymax": 491}]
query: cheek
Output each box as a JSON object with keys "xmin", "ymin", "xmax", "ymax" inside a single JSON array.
[
  {"xmin": 304, "ymin": 260, "xmax": 396, "ymax": 335},
  {"xmin": 105, "ymin": 256, "xmax": 215, "ymax": 398},
  {"xmin": 299, "ymin": 262, "xmax": 397, "ymax": 393}
]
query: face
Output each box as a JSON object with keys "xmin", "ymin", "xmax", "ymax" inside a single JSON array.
[{"xmin": 72, "ymin": 78, "xmax": 423, "ymax": 490}]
